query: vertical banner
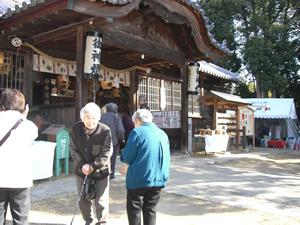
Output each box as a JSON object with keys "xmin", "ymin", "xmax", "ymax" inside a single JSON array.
[
  {"xmin": 187, "ymin": 62, "xmax": 200, "ymax": 95},
  {"xmin": 84, "ymin": 31, "xmax": 102, "ymax": 80}
]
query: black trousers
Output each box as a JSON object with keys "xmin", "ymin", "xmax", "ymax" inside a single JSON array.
[
  {"xmin": 0, "ymin": 187, "xmax": 30, "ymax": 225},
  {"xmin": 127, "ymin": 187, "xmax": 163, "ymax": 225}
]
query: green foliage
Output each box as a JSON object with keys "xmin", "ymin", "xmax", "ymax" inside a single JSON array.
[
  {"xmin": 200, "ymin": 0, "xmax": 300, "ymax": 117},
  {"xmin": 234, "ymin": 82, "xmax": 256, "ymax": 98}
]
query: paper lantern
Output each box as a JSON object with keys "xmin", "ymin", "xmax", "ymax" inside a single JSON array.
[
  {"xmin": 100, "ymin": 81, "xmax": 113, "ymax": 90},
  {"xmin": 187, "ymin": 62, "xmax": 200, "ymax": 95},
  {"xmin": 112, "ymin": 87, "xmax": 121, "ymax": 97},
  {"xmin": 83, "ymin": 31, "xmax": 102, "ymax": 80}
]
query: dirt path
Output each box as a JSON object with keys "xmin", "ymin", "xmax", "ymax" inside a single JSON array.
[
  {"xmin": 5, "ymin": 150, "xmax": 300, "ymax": 225},
  {"xmin": 216, "ymin": 150, "xmax": 300, "ymax": 175}
]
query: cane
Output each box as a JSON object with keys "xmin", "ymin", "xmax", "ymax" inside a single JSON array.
[{"xmin": 70, "ymin": 175, "xmax": 87, "ymax": 225}]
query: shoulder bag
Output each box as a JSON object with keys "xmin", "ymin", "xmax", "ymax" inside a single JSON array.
[{"xmin": 0, "ymin": 118, "xmax": 23, "ymax": 147}]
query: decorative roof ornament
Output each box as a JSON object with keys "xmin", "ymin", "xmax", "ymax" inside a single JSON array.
[{"xmin": 11, "ymin": 37, "xmax": 22, "ymax": 47}]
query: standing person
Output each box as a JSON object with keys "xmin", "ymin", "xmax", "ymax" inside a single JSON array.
[
  {"xmin": 0, "ymin": 88, "xmax": 38, "ymax": 225},
  {"xmin": 119, "ymin": 112, "xmax": 135, "ymax": 143},
  {"xmin": 262, "ymin": 120, "xmax": 270, "ymax": 147},
  {"xmin": 274, "ymin": 122, "xmax": 282, "ymax": 140},
  {"xmin": 100, "ymin": 103, "xmax": 125, "ymax": 180},
  {"xmin": 138, "ymin": 96, "xmax": 150, "ymax": 110},
  {"xmin": 69, "ymin": 102, "xmax": 113, "ymax": 225},
  {"xmin": 120, "ymin": 109, "xmax": 170, "ymax": 225}
]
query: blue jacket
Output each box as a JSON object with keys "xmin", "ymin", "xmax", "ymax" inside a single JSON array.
[{"xmin": 120, "ymin": 122, "xmax": 170, "ymax": 189}]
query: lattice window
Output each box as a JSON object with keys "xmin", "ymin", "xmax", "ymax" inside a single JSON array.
[
  {"xmin": 164, "ymin": 81, "xmax": 172, "ymax": 111},
  {"xmin": 148, "ymin": 78, "xmax": 160, "ymax": 111},
  {"xmin": 138, "ymin": 77, "xmax": 182, "ymax": 111},
  {"xmin": 172, "ymin": 82, "xmax": 181, "ymax": 110},
  {"xmin": 138, "ymin": 77, "xmax": 147, "ymax": 100},
  {"xmin": 0, "ymin": 51, "xmax": 25, "ymax": 94}
]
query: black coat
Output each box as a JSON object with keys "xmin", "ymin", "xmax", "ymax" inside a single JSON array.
[
  {"xmin": 262, "ymin": 123, "xmax": 270, "ymax": 135},
  {"xmin": 69, "ymin": 121, "xmax": 113, "ymax": 180}
]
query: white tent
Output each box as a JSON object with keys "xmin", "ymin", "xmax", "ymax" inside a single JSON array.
[{"xmin": 244, "ymin": 98, "xmax": 299, "ymax": 140}]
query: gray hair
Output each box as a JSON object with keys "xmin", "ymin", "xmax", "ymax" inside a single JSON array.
[
  {"xmin": 80, "ymin": 102, "xmax": 101, "ymax": 121},
  {"xmin": 132, "ymin": 109, "xmax": 153, "ymax": 124},
  {"xmin": 106, "ymin": 103, "xmax": 118, "ymax": 114},
  {"xmin": 139, "ymin": 96, "xmax": 146, "ymax": 102}
]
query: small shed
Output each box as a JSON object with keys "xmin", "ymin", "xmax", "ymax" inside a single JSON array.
[
  {"xmin": 197, "ymin": 90, "xmax": 251, "ymax": 148},
  {"xmin": 198, "ymin": 90, "xmax": 251, "ymax": 128},
  {"xmin": 42, "ymin": 124, "xmax": 70, "ymax": 176}
]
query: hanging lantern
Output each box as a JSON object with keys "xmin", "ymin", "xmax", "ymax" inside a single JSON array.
[
  {"xmin": 112, "ymin": 87, "xmax": 121, "ymax": 97},
  {"xmin": 83, "ymin": 31, "xmax": 102, "ymax": 80},
  {"xmin": 57, "ymin": 74, "xmax": 69, "ymax": 91},
  {"xmin": 100, "ymin": 81, "xmax": 113, "ymax": 90},
  {"xmin": 187, "ymin": 62, "xmax": 200, "ymax": 95}
]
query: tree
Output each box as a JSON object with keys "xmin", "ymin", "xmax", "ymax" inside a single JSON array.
[
  {"xmin": 234, "ymin": 81, "xmax": 256, "ymax": 98},
  {"xmin": 200, "ymin": 0, "xmax": 300, "ymax": 98}
]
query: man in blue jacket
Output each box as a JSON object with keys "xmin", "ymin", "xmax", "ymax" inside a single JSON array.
[{"xmin": 120, "ymin": 109, "xmax": 170, "ymax": 225}]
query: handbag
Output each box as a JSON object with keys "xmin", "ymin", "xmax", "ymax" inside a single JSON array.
[
  {"xmin": 84, "ymin": 175, "xmax": 96, "ymax": 200},
  {"xmin": 119, "ymin": 163, "xmax": 129, "ymax": 176}
]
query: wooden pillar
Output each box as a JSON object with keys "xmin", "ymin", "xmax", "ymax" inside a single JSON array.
[
  {"xmin": 75, "ymin": 26, "xmax": 88, "ymax": 121},
  {"xmin": 130, "ymin": 69, "xmax": 138, "ymax": 116},
  {"xmin": 24, "ymin": 50, "xmax": 33, "ymax": 106},
  {"xmin": 180, "ymin": 61, "xmax": 188, "ymax": 154}
]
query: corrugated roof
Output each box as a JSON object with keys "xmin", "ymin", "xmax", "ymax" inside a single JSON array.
[
  {"xmin": 210, "ymin": 90, "xmax": 250, "ymax": 104},
  {"xmin": 199, "ymin": 61, "xmax": 242, "ymax": 82},
  {"xmin": 198, "ymin": 90, "xmax": 251, "ymax": 105}
]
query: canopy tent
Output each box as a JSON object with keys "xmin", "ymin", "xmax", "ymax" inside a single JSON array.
[{"xmin": 244, "ymin": 98, "xmax": 299, "ymax": 140}]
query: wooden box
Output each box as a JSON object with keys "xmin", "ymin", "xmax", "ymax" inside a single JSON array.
[
  {"xmin": 215, "ymin": 129, "xmax": 226, "ymax": 135},
  {"xmin": 198, "ymin": 129, "xmax": 206, "ymax": 135},
  {"xmin": 205, "ymin": 130, "xmax": 214, "ymax": 135}
]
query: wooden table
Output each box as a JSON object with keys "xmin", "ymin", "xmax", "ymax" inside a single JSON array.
[{"xmin": 194, "ymin": 134, "xmax": 229, "ymax": 156}]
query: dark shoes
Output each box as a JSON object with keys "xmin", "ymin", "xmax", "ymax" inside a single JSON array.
[{"xmin": 110, "ymin": 175, "xmax": 115, "ymax": 180}]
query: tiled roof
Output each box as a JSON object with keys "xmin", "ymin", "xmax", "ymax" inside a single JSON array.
[
  {"xmin": 0, "ymin": 0, "xmax": 31, "ymax": 18},
  {"xmin": 0, "ymin": 0, "xmax": 234, "ymax": 55}
]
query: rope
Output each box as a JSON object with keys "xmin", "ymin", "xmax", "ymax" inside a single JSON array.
[
  {"xmin": 21, "ymin": 42, "xmax": 151, "ymax": 73},
  {"xmin": 22, "ymin": 42, "xmax": 76, "ymax": 65}
]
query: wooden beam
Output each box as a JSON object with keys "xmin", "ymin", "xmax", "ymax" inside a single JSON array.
[
  {"xmin": 101, "ymin": 52, "xmax": 134, "ymax": 68},
  {"xmin": 68, "ymin": 0, "xmax": 142, "ymax": 18},
  {"xmin": 97, "ymin": 26, "xmax": 186, "ymax": 65},
  {"xmin": 75, "ymin": 25, "xmax": 87, "ymax": 121},
  {"xmin": 28, "ymin": 17, "xmax": 107, "ymax": 45},
  {"xmin": 24, "ymin": 50, "xmax": 33, "ymax": 106},
  {"xmin": 130, "ymin": 69, "xmax": 138, "ymax": 117},
  {"xmin": 180, "ymin": 61, "xmax": 189, "ymax": 154},
  {"xmin": 0, "ymin": 0, "xmax": 68, "ymax": 31}
]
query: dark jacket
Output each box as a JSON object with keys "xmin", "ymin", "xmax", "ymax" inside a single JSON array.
[
  {"xmin": 100, "ymin": 111, "xmax": 125, "ymax": 146},
  {"xmin": 140, "ymin": 103, "xmax": 150, "ymax": 110},
  {"xmin": 69, "ymin": 121, "xmax": 113, "ymax": 180},
  {"xmin": 262, "ymin": 123, "xmax": 270, "ymax": 135},
  {"xmin": 121, "ymin": 115, "xmax": 135, "ymax": 142}
]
